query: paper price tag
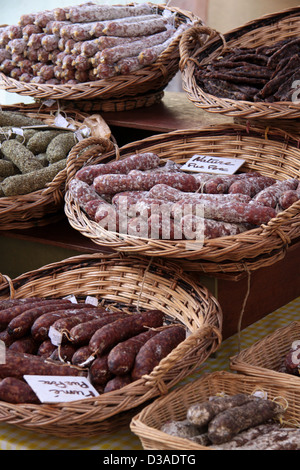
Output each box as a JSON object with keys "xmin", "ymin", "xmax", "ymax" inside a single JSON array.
[
  {"xmin": 85, "ymin": 296, "xmax": 98, "ymax": 306},
  {"xmin": 48, "ymin": 326, "xmax": 63, "ymax": 346},
  {"xmin": 24, "ymin": 375, "xmax": 100, "ymax": 403},
  {"xmin": 0, "ymin": 341, "xmax": 5, "ymax": 364},
  {"xmin": 181, "ymin": 155, "xmax": 245, "ymax": 175}
]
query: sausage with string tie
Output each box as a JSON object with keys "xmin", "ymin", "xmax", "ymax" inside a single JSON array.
[{"xmin": 89, "ymin": 310, "xmax": 164, "ymax": 356}]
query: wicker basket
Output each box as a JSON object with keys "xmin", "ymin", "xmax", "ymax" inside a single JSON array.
[
  {"xmin": 179, "ymin": 7, "xmax": 300, "ymax": 120},
  {"xmin": 230, "ymin": 321, "xmax": 300, "ymax": 387},
  {"xmin": 0, "ymin": 252, "xmax": 222, "ymax": 436},
  {"xmin": 0, "ymin": 4, "xmax": 200, "ymax": 103},
  {"xmin": 130, "ymin": 370, "xmax": 300, "ymax": 450},
  {"xmin": 0, "ymin": 103, "xmax": 114, "ymax": 230},
  {"xmin": 64, "ymin": 124, "xmax": 300, "ymax": 275}
]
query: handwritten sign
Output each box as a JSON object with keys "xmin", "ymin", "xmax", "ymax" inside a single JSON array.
[
  {"xmin": 24, "ymin": 375, "xmax": 100, "ymax": 403},
  {"xmin": 181, "ymin": 154, "xmax": 245, "ymax": 175}
]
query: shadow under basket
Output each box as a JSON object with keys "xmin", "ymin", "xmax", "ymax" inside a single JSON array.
[{"xmin": 0, "ymin": 252, "xmax": 222, "ymax": 437}]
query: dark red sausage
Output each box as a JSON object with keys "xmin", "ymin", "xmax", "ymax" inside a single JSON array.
[
  {"xmin": 104, "ymin": 375, "xmax": 132, "ymax": 393},
  {"xmin": 89, "ymin": 310, "xmax": 164, "ymax": 356},
  {"xmin": 9, "ymin": 336, "xmax": 39, "ymax": 355},
  {"xmin": 0, "ymin": 377, "xmax": 40, "ymax": 404},
  {"xmin": 0, "ymin": 350, "xmax": 87, "ymax": 379},
  {"xmin": 69, "ymin": 313, "xmax": 129, "ymax": 346},
  {"xmin": 107, "ymin": 329, "xmax": 160, "ymax": 375},
  {"xmin": 131, "ymin": 325, "xmax": 186, "ymax": 380},
  {"xmin": 89, "ymin": 354, "xmax": 113, "ymax": 385}
]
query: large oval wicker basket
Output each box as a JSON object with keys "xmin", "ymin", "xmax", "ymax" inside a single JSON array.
[
  {"xmin": 64, "ymin": 124, "xmax": 300, "ymax": 275},
  {"xmin": 0, "ymin": 103, "xmax": 114, "ymax": 230},
  {"xmin": 0, "ymin": 253, "xmax": 222, "ymax": 437},
  {"xmin": 130, "ymin": 370, "xmax": 300, "ymax": 450},
  {"xmin": 0, "ymin": 3, "xmax": 201, "ymax": 104},
  {"xmin": 179, "ymin": 7, "xmax": 300, "ymax": 120}
]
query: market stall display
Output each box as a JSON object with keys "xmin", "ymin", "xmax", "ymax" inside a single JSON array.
[
  {"xmin": 0, "ymin": 104, "xmax": 111, "ymax": 230},
  {"xmin": 130, "ymin": 370, "xmax": 300, "ymax": 450},
  {"xmin": 179, "ymin": 7, "xmax": 300, "ymax": 120},
  {"xmin": 64, "ymin": 124, "xmax": 300, "ymax": 275},
  {"xmin": 0, "ymin": 2, "xmax": 201, "ymax": 109},
  {"xmin": 0, "ymin": 253, "xmax": 222, "ymax": 436}
]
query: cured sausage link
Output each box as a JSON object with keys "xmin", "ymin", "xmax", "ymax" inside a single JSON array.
[{"xmin": 0, "ymin": 350, "xmax": 87, "ymax": 379}]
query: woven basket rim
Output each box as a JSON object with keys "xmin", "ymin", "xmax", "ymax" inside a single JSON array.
[
  {"xmin": 0, "ymin": 252, "xmax": 222, "ymax": 436},
  {"xmin": 179, "ymin": 6, "xmax": 300, "ymax": 120},
  {"xmin": 130, "ymin": 369, "xmax": 300, "ymax": 450},
  {"xmin": 230, "ymin": 320, "xmax": 300, "ymax": 386},
  {"xmin": 64, "ymin": 124, "xmax": 300, "ymax": 272},
  {"xmin": 0, "ymin": 3, "xmax": 201, "ymax": 101}
]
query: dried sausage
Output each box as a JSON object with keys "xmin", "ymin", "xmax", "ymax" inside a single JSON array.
[
  {"xmin": 93, "ymin": 172, "xmax": 200, "ymax": 195},
  {"xmin": 66, "ymin": 4, "xmax": 152, "ymax": 24},
  {"xmin": 89, "ymin": 354, "xmax": 113, "ymax": 385},
  {"xmin": 103, "ymin": 375, "xmax": 131, "ymax": 392},
  {"xmin": 228, "ymin": 175, "xmax": 276, "ymax": 197},
  {"xmin": 31, "ymin": 306, "xmax": 102, "ymax": 342},
  {"xmin": 102, "ymin": 17, "xmax": 168, "ymax": 38},
  {"xmin": 180, "ymin": 214, "xmax": 249, "ymax": 240},
  {"xmin": 0, "ymin": 377, "xmax": 40, "ymax": 404},
  {"xmin": 89, "ymin": 310, "xmax": 164, "ymax": 356},
  {"xmin": 75, "ymin": 153, "xmax": 161, "ymax": 184},
  {"xmin": 207, "ymin": 398, "xmax": 284, "ymax": 444},
  {"xmin": 0, "ymin": 350, "xmax": 87, "ymax": 379},
  {"xmin": 279, "ymin": 189, "xmax": 300, "ymax": 210},
  {"xmin": 187, "ymin": 393, "xmax": 254, "ymax": 427},
  {"xmin": 99, "ymin": 29, "xmax": 172, "ymax": 64},
  {"xmin": 131, "ymin": 325, "xmax": 186, "ymax": 380},
  {"xmin": 69, "ymin": 313, "xmax": 129, "ymax": 346},
  {"xmin": 254, "ymin": 178, "xmax": 299, "ymax": 208},
  {"xmin": 71, "ymin": 345, "xmax": 92, "ymax": 366},
  {"xmin": 9, "ymin": 336, "xmax": 39, "ymax": 354},
  {"xmin": 107, "ymin": 329, "xmax": 160, "ymax": 375}
]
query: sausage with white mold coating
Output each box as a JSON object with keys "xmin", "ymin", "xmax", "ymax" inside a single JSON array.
[
  {"xmin": 76, "ymin": 153, "xmax": 161, "ymax": 185},
  {"xmin": 93, "ymin": 172, "xmax": 200, "ymax": 195},
  {"xmin": 207, "ymin": 398, "xmax": 285, "ymax": 444},
  {"xmin": 254, "ymin": 178, "xmax": 299, "ymax": 208},
  {"xmin": 66, "ymin": 3, "xmax": 153, "ymax": 24}
]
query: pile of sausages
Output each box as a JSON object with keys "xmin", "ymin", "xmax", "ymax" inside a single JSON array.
[
  {"xmin": 69, "ymin": 152, "xmax": 300, "ymax": 240},
  {"xmin": 0, "ymin": 297, "xmax": 186, "ymax": 404},
  {"xmin": 161, "ymin": 393, "xmax": 300, "ymax": 450},
  {"xmin": 0, "ymin": 3, "xmax": 190, "ymax": 84},
  {"xmin": 279, "ymin": 340, "xmax": 300, "ymax": 376},
  {"xmin": 195, "ymin": 38, "xmax": 300, "ymax": 102},
  {"xmin": 0, "ymin": 110, "xmax": 78, "ymax": 197}
]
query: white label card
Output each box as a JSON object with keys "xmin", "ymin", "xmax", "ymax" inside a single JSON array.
[
  {"xmin": 24, "ymin": 375, "xmax": 100, "ymax": 403},
  {"xmin": 181, "ymin": 155, "xmax": 245, "ymax": 175}
]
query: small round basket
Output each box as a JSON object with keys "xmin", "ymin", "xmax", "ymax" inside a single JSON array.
[
  {"xmin": 230, "ymin": 321, "xmax": 300, "ymax": 387},
  {"xmin": 0, "ymin": 253, "xmax": 222, "ymax": 437},
  {"xmin": 179, "ymin": 7, "xmax": 300, "ymax": 120},
  {"xmin": 0, "ymin": 3, "xmax": 201, "ymax": 104},
  {"xmin": 130, "ymin": 370, "xmax": 300, "ymax": 450},
  {"xmin": 64, "ymin": 124, "xmax": 300, "ymax": 275},
  {"xmin": 0, "ymin": 103, "xmax": 114, "ymax": 230}
]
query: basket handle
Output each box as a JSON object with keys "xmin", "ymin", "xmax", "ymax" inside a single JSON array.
[
  {"xmin": 143, "ymin": 324, "xmax": 222, "ymax": 394},
  {"xmin": 64, "ymin": 136, "xmax": 115, "ymax": 187},
  {"xmin": 0, "ymin": 274, "xmax": 15, "ymax": 299},
  {"xmin": 179, "ymin": 24, "xmax": 226, "ymax": 71}
]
